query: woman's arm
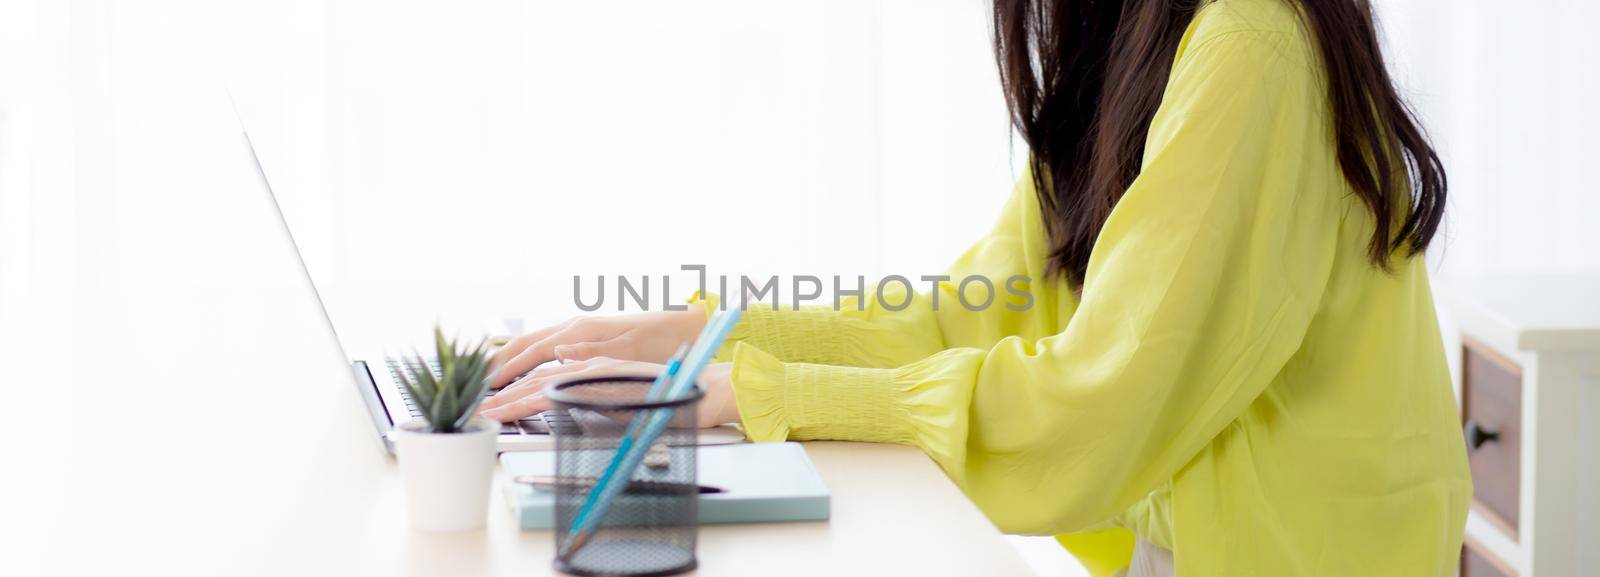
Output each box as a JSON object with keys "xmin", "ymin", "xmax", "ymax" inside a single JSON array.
[
  {"xmin": 728, "ymin": 29, "xmax": 1342, "ymax": 533},
  {"xmin": 696, "ymin": 177, "xmax": 1051, "ymax": 369}
]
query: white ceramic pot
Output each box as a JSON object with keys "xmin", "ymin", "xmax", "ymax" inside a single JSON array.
[{"xmin": 393, "ymin": 416, "xmax": 499, "ymax": 532}]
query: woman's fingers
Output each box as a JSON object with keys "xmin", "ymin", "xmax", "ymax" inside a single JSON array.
[
  {"xmin": 480, "ymin": 360, "xmax": 589, "ymax": 410},
  {"xmin": 553, "ymin": 341, "xmax": 607, "ymax": 362},
  {"xmin": 525, "ymin": 357, "xmax": 591, "ymax": 381},
  {"xmin": 480, "ymin": 390, "xmax": 552, "ymax": 422},
  {"xmin": 489, "ymin": 324, "xmax": 599, "ymax": 388},
  {"xmin": 478, "ymin": 360, "xmax": 611, "ymax": 420},
  {"xmin": 517, "ymin": 322, "xmax": 635, "ymax": 375},
  {"xmin": 479, "ymin": 373, "xmax": 555, "ymax": 412},
  {"xmin": 491, "ymin": 319, "xmax": 572, "ymax": 369},
  {"xmin": 481, "ymin": 358, "xmax": 667, "ymax": 421}
]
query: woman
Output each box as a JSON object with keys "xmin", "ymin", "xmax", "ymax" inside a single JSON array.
[{"xmin": 481, "ymin": 0, "xmax": 1471, "ymax": 574}]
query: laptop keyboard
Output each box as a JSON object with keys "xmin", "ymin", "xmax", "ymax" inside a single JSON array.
[{"xmin": 385, "ymin": 358, "xmax": 579, "ymax": 437}]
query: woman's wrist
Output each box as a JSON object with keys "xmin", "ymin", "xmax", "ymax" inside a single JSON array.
[
  {"xmin": 676, "ymin": 302, "xmax": 709, "ymax": 341},
  {"xmin": 696, "ymin": 361, "xmax": 740, "ymax": 428}
]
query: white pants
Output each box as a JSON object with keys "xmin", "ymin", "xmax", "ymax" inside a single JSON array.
[{"xmin": 1116, "ymin": 538, "xmax": 1175, "ymax": 577}]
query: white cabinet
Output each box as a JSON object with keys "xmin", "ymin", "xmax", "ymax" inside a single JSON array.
[{"xmin": 1446, "ymin": 275, "xmax": 1600, "ymax": 577}]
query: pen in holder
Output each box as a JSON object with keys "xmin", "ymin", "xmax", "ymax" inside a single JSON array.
[{"xmin": 547, "ymin": 375, "xmax": 702, "ymax": 577}]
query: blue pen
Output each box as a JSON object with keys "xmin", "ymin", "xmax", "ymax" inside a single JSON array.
[
  {"xmin": 571, "ymin": 344, "xmax": 689, "ymax": 524},
  {"xmin": 564, "ymin": 308, "xmax": 743, "ymax": 555},
  {"xmin": 643, "ymin": 344, "xmax": 690, "ymax": 401},
  {"xmin": 564, "ymin": 315, "xmax": 730, "ymax": 544}
]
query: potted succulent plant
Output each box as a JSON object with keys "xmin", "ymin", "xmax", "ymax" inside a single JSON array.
[{"xmin": 391, "ymin": 327, "xmax": 499, "ymax": 532}]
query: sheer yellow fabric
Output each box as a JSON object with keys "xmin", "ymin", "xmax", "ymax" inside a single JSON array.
[{"xmin": 701, "ymin": 1, "xmax": 1470, "ymax": 574}]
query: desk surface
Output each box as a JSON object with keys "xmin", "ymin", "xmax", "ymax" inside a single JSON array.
[
  {"xmin": 2, "ymin": 141, "xmax": 1034, "ymax": 574},
  {"xmin": 420, "ymin": 442, "xmax": 1034, "ymax": 577},
  {"xmin": 15, "ymin": 294, "xmax": 1034, "ymax": 577}
]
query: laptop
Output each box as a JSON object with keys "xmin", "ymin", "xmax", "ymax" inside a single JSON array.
[{"xmin": 232, "ymin": 106, "xmax": 745, "ymax": 453}]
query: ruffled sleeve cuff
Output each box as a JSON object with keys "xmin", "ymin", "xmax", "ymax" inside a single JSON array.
[{"xmin": 730, "ymin": 342, "xmax": 913, "ymax": 444}]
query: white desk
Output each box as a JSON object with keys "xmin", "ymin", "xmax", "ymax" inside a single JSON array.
[
  {"xmin": 9, "ymin": 288, "xmax": 1033, "ymax": 577},
  {"xmin": 413, "ymin": 442, "xmax": 1031, "ymax": 577},
  {"xmin": 0, "ymin": 150, "xmax": 1034, "ymax": 575}
]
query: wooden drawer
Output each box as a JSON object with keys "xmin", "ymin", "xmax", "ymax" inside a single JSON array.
[
  {"xmin": 1462, "ymin": 541, "xmax": 1517, "ymax": 577},
  {"xmin": 1461, "ymin": 337, "xmax": 1522, "ymax": 536}
]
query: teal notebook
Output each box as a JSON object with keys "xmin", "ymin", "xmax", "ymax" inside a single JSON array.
[{"xmin": 500, "ymin": 442, "xmax": 831, "ymax": 530}]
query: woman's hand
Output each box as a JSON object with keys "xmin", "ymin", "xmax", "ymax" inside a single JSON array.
[
  {"xmin": 478, "ymin": 357, "xmax": 740, "ymax": 428},
  {"xmin": 486, "ymin": 306, "xmax": 708, "ymax": 389}
]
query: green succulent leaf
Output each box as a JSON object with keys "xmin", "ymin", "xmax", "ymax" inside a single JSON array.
[
  {"xmin": 434, "ymin": 327, "xmax": 452, "ymax": 376},
  {"xmin": 405, "ymin": 325, "xmax": 497, "ymax": 434},
  {"xmin": 452, "ymin": 337, "xmax": 493, "ymax": 430}
]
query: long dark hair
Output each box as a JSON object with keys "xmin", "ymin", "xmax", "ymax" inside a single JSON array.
[{"xmin": 993, "ymin": 0, "xmax": 1446, "ymax": 285}]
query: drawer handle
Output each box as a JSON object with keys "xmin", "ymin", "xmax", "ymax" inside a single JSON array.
[{"xmin": 1465, "ymin": 420, "xmax": 1500, "ymax": 450}]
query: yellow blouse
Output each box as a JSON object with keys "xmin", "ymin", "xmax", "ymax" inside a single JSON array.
[{"xmin": 703, "ymin": 0, "xmax": 1471, "ymax": 574}]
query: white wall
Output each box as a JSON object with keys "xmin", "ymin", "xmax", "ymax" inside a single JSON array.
[
  {"xmin": 1371, "ymin": 1, "xmax": 1600, "ymax": 420},
  {"xmin": 1374, "ymin": 0, "xmax": 1600, "ymax": 277},
  {"xmin": 204, "ymin": 0, "xmax": 1600, "ymax": 317},
  {"xmin": 209, "ymin": 0, "xmax": 1023, "ymax": 343}
]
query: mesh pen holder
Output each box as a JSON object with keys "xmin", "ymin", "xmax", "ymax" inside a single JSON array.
[{"xmin": 547, "ymin": 375, "xmax": 701, "ymax": 577}]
